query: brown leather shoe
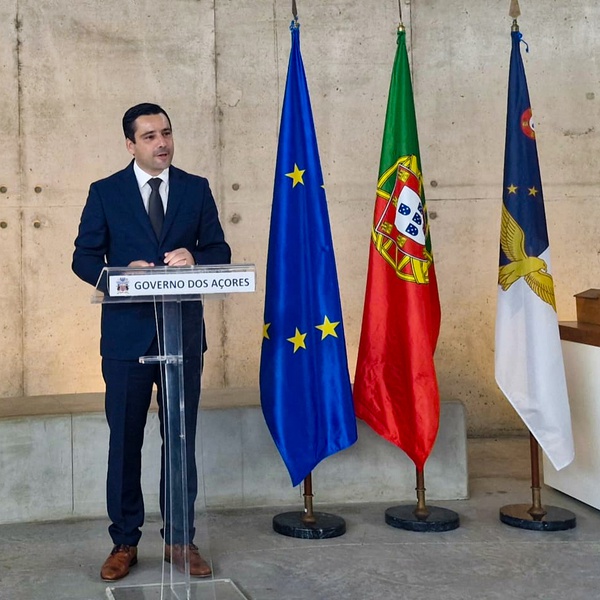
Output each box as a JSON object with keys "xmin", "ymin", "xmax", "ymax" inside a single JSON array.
[
  {"xmin": 164, "ymin": 543, "xmax": 212, "ymax": 578},
  {"xmin": 100, "ymin": 545, "xmax": 138, "ymax": 581}
]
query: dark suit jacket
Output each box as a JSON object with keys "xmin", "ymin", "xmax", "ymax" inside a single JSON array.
[{"xmin": 72, "ymin": 161, "xmax": 231, "ymax": 360}]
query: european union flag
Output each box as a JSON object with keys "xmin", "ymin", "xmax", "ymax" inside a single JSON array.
[{"xmin": 259, "ymin": 21, "xmax": 357, "ymax": 487}]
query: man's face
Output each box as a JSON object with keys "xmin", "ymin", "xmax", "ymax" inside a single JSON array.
[{"xmin": 126, "ymin": 113, "xmax": 174, "ymax": 175}]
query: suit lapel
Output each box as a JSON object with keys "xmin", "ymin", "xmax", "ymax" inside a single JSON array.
[
  {"xmin": 162, "ymin": 166, "xmax": 186, "ymax": 241},
  {"xmin": 116, "ymin": 162, "xmax": 158, "ymax": 242}
]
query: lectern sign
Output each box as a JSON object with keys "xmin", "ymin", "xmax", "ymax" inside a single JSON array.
[{"xmin": 108, "ymin": 268, "xmax": 255, "ymax": 297}]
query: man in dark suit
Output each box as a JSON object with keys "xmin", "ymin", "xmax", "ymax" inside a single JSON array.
[{"xmin": 72, "ymin": 103, "xmax": 231, "ymax": 581}]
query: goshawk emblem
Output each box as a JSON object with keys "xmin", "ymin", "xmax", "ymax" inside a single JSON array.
[{"xmin": 499, "ymin": 204, "xmax": 556, "ymax": 311}]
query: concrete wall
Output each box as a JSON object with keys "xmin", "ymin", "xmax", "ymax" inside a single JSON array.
[{"xmin": 1, "ymin": 0, "xmax": 599, "ymax": 436}]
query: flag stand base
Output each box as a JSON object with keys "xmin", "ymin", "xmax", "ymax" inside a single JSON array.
[
  {"xmin": 272, "ymin": 511, "xmax": 346, "ymax": 539},
  {"xmin": 499, "ymin": 504, "xmax": 576, "ymax": 531},
  {"xmin": 499, "ymin": 435, "xmax": 576, "ymax": 531},
  {"xmin": 385, "ymin": 505, "xmax": 460, "ymax": 532}
]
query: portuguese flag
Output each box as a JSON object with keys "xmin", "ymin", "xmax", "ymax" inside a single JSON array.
[{"xmin": 353, "ymin": 27, "xmax": 441, "ymax": 471}]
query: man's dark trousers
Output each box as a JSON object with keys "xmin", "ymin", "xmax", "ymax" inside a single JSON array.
[{"xmin": 102, "ymin": 338, "xmax": 201, "ymax": 547}]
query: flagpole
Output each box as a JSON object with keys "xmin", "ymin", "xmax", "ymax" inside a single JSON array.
[
  {"xmin": 265, "ymin": 2, "xmax": 356, "ymax": 540},
  {"xmin": 496, "ymin": 1, "xmax": 575, "ymax": 531},
  {"xmin": 364, "ymin": 13, "xmax": 459, "ymax": 534},
  {"xmin": 301, "ymin": 474, "xmax": 316, "ymax": 524},
  {"xmin": 414, "ymin": 468, "xmax": 428, "ymax": 519},
  {"xmin": 528, "ymin": 434, "xmax": 546, "ymax": 519}
]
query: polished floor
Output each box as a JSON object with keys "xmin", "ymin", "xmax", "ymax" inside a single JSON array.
[{"xmin": 0, "ymin": 437, "xmax": 598, "ymax": 600}]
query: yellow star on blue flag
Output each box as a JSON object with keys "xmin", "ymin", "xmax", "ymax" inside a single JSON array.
[
  {"xmin": 287, "ymin": 328, "xmax": 307, "ymax": 352},
  {"xmin": 286, "ymin": 164, "xmax": 305, "ymax": 187},
  {"xmin": 315, "ymin": 316, "xmax": 339, "ymax": 340}
]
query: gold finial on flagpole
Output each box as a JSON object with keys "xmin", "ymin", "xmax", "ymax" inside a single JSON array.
[{"xmin": 397, "ymin": 0, "xmax": 405, "ymax": 32}]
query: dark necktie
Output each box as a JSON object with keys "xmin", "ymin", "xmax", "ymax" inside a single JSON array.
[{"xmin": 148, "ymin": 177, "xmax": 164, "ymax": 238}]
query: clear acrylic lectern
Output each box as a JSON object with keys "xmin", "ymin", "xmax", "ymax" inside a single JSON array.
[{"xmin": 93, "ymin": 264, "xmax": 255, "ymax": 600}]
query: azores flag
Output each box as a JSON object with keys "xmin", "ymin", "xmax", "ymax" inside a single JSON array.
[
  {"xmin": 259, "ymin": 21, "xmax": 357, "ymax": 487},
  {"xmin": 495, "ymin": 30, "xmax": 574, "ymax": 470}
]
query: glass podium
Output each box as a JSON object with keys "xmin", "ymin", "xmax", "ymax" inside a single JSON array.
[{"xmin": 93, "ymin": 264, "xmax": 255, "ymax": 600}]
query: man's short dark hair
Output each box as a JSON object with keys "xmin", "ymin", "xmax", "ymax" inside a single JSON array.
[{"xmin": 122, "ymin": 103, "xmax": 172, "ymax": 143}]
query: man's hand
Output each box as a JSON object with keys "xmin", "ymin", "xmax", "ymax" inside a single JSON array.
[
  {"xmin": 164, "ymin": 248, "xmax": 194, "ymax": 267},
  {"xmin": 128, "ymin": 260, "xmax": 155, "ymax": 267}
]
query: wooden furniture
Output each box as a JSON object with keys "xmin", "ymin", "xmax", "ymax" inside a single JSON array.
[{"xmin": 543, "ymin": 290, "xmax": 600, "ymax": 510}]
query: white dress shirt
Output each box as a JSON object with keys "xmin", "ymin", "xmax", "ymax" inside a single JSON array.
[{"xmin": 133, "ymin": 161, "xmax": 170, "ymax": 215}]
